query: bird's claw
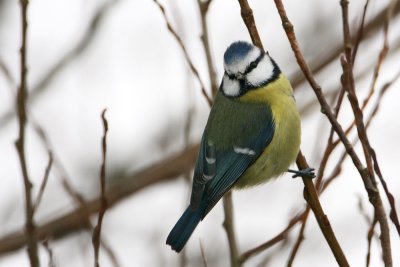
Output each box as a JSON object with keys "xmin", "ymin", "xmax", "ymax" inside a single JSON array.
[{"xmin": 288, "ymin": 168, "xmax": 316, "ymax": 179}]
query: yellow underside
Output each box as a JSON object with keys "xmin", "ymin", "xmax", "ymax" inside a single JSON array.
[{"xmin": 234, "ymin": 74, "xmax": 301, "ymax": 188}]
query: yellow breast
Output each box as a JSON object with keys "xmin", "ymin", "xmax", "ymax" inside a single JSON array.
[{"xmin": 234, "ymin": 74, "xmax": 301, "ymax": 188}]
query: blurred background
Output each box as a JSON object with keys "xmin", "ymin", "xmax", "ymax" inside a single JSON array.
[{"xmin": 1, "ymin": 0, "xmax": 400, "ymax": 266}]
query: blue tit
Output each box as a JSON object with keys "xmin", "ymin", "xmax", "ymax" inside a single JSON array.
[{"xmin": 167, "ymin": 41, "xmax": 310, "ymax": 252}]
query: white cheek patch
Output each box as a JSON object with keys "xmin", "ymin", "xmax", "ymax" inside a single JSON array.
[
  {"xmin": 246, "ymin": 56, "xmax": 275, "ymax": 86},
  {"xmin": 233, "ymin": 146, "xmax": 256, "ymax": 156},
  {"xmin": 222, "ymin": 75, "xmax": 240, "ymax": 96},
  {"xmin": 224, "ymin": 48, "xmax": 261, "ymax": 75}
]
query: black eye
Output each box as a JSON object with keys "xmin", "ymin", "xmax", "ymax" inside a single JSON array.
[{"xmin": 226, "ymin": 72, "xmax": 236, "ymax": 80}]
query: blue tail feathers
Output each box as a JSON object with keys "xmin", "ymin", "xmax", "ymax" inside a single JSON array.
[{"xmin": 166, "ymin": 205, "xmax": 204, "ymax": 252}]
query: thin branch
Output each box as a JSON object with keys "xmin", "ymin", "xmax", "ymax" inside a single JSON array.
[
  {"xmin": 33, "ymin": 151, "xmax": 54, "ymax": 213},
  {"xmin": 0, "ymin": 56, "xmax": 17, "ymax": 91},
  {"xmin": 197, "ymin": 0, "xmax": 218, "ymax": 96},
  {"xmin": 352, "ymin": 0, "xmax": 370, "ymax": 63},
  {"xmin": 92, "ymin": 109, "xmax": 109, "ymax": 267},
  {"xmin": 366, "ymin": 0, "xmax": 400, "ymax": 238},
  {"xmin": 0, "ymin": 0, "xmax": 119, "ymax": 128},
  {"xmin": 289, "ymin": 1, "xmax": 400, "ymax": 90},
  {"xmin": 222, "ymin": 191, "xmax": 240, "ymax": 267},
  {"xmin": 239, "ymin": 212, "xmax": 305, "ymax": 264},
  {"xmin": 240, "ymin": 65, "xmax": 399, "ymax": 262},
  {"xmin": 42, "ymin": 239, "xmax": 56, "ymax": 267},
  {"xmin": 341, "ymin": 54, "xmax": 393, "ymax": 267},
  {"xmin": 15, "ymin": 0, "xmax": 39, "ymax": 266},
  {"xmin": 340, "ymin": 0, "xmax": 392, "ymax": 258},
  {"xmin": 0, "ymin": 144, "xmax": 199, "ymax": 254},
  {"xmin": 236, "ymin": 1, "xmax": 349, "ymax": 265},
  {"xmin": 237, "ymin": 0, "xmax": 263, "ymax": 49},
  {"xmin": 366, "ymin": 216, "xmax": 378, "ymax": 267},
  {"xmin": 152, "ymin": 0, "xmax": 212, "ymax": 105},
  {"xmin": 286, "ymin": 208, "xmax": 311, "ymax": 267}
]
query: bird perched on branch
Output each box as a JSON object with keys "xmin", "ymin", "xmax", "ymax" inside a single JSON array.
[{"xmin": 166, "ymin": 41, "xmax": 314, "ymax": 252}]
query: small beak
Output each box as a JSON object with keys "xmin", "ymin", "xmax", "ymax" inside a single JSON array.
[{"xmin": 236, "ymin": 72, "xmax": 245, "ymax": 80}]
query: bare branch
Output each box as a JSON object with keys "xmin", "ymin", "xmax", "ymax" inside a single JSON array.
[
  {"xmin": 0, "ymin": 144, "xmax": 198, "ymax": 254},
  {"xmin": 239, "ymin": 212, "xmax": 306, "ymax": 264},
  {"xmin": 0, "ymin": 0, "xmax": 119, "ymax": 128},
  {"xmin": 42, "ymin": 239, "xmax": 56, "ymax": 267},
  {"xmin": 92, "ymin": 109, "xmax": 109, "ymax": 267},
  {"xmin": 15, "ymin": 0, "xmax": 39, "ymax": 266},
  {"xmin": 222, "ymin": 191, "xmax": 240, "ymax": 267},
  {"xmin": 197, "ymin": 0, "xmax": 218, "ymax": 96},
  {"xmin": 33, "ymin": 151, "xmax": 53, "ymax": 213},
  {"xmin": 236, "ymin": 1, "xmax": 349, "ymax": 265},
  {"xmin": 237, "ymin": 0, "xmax": 263, "ymax": 49},
  {"xmin": 152, "ymin": 0, "xmax": 212, "ymax": 106}
]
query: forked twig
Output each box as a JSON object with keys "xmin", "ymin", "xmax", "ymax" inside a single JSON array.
[
  {"xmin": 235, "ymin": 0, "xmax": 349, "ymax": 266},
  {"xmin": 15, "ymin": 0, "xmax": 40, "ymax": 266},
  {"xmin": 152, "ymin": 0, "xmax": 212, "ymax": 106}
]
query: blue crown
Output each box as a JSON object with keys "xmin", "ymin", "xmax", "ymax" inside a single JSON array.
[{"xmin": 224, "ymin": 41, "xmax": 254, "ymax": 65}]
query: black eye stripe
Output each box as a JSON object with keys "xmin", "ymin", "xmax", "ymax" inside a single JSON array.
[
  {"xmin": 226, "ymin": 72, "xmax": 236, "ymax": 80},
  {"xmin": 224, "ymin": 52, "xmax": 265, "ymax": 80},
  {"xmin": 244, "ymin": 52, "xmax": 265, "ymax": 75}
]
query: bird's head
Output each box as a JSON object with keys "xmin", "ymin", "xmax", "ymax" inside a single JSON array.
[{"xmin": 221, "ymin": 41, "xmax": 280, "ymax": 97}]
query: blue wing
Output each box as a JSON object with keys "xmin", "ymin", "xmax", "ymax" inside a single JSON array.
[
  {"xmin": 189, "ymin": 93, "xmax": 275, "ymax": 217},
  {"xmin": 167, "ymin": 93, "xmax": 275, "ymax": 252}
]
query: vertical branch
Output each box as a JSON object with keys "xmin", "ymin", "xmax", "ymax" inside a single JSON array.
[
  {"xmin": 237, "ymin": 0, "xmax": 349, "ymax": 266},
  {"xmin": 197, "ymin": 0, "xmax": 218, "ymax": 96},
  {"xmin": 15, "ymin": 0, "xmax": 40, "ymax": 266},
  {"xmin": 366, "ymin": 217, "xmax": 378, "ymax": 267},
  {"xmin": 222, "ymin": 191, "xmax": 240, "ymax": 267},
  {"xmin": 340, "ymin": 1, "xmax": 392, "ymax": 265},
  {"xmin": 237, "ymin": 0, "xmax": 263, "ymax": 49},
  {"xmin": 152, "ymin": 0, "xmax": 212, "ymax": 106},
  {"xmin": 92, "ymin": 109, "xmax": 109, "ymax": 267}
]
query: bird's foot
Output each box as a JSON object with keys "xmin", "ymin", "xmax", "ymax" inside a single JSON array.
[{"xmin": 288, "ymin": 168, "xmax": 316, "ymax": 179}]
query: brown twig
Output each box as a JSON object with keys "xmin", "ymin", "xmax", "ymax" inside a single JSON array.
[
  {"xmin": 272, "ymin": 0, "xmax": 374, "ymax": 265},
  {"xmin": 289, "ymin": 1, "xmax": 400, "ymax": 90},
  {"xmin": 366, "ymin": 0, "xmax": 400, "ymax": 238},
  {"xmin": 0, "ymin": 56, "xmax": 17, "ymax": 91},
  {"xmin": 286, "ymin": 208, "xmax": 311, "ymax": 267},
  {"xmin": 92, "ymin": 109, "xmax": 109, "ymax": 267},
  {"xmin": 237, "ymin": 0, "xmax": 263, "ymax": 49},
  {"xmin": 152, "ymin": 0, "xmax": 212, "ymax": 106},
  {"xmin": 15, "ymin": 0, "xmax": 39, "ymax": 266},
  {"xmin": 352, "ymin": 0, "xmax": 370, "ymax": 64},
  {"xmin": 0, "ymin": 0, "xmax": 119, "ymax": 128},
  {"xmin": 33, "ymin": 151, "xmax": 53, "ymax": 213},
  {"xmin": 239, "ymin": 65, "xmax": 398, "ymax": 263},
  {"xmin": 239, "ymin": 212, "xmax": 305, "ymax": 264},
  {"xmin": 340, "ymin": 0, "xmax": 392, "ymax": 260},
  {"xmin": 197, "ymin": 0, "xmax": 218, "ymax": 96},
  {"xmin": 60, "ymin": 175, "xmax": 121, "ymax": 267},
  {"xmin": 291, "ymin": 5, "xmax": 391, "ymax": 263},
  {"xmin": 369, "ymin": 97, "xmax": 400, "ymax": 239},
  {"xmin": 366, "ymin": 216, "xmax": 378, "ymax": 267},
  {"xmin": 42, "ymin": 239, "xmax": 56, "ymax": 267},
  {"xmin": 0, "ymin": 144, "xmax": 198, "ymax": 254},
  {"xmin": 222, "ymin": 191, "xmax": 240, "ymax": 267},
  {"xmin": 236, "ymin": 0, "xmax": 349, "ymax": 265}
]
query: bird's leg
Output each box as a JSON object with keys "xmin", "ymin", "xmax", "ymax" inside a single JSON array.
[{"xmin": 288, "ymin": 168, "xmax": 316, "ymax": 179}]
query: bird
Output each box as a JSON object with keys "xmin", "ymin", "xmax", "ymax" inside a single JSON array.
[{"xmin": 166, "ymin": 40, "xmax": 314, "ymax": 252}]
